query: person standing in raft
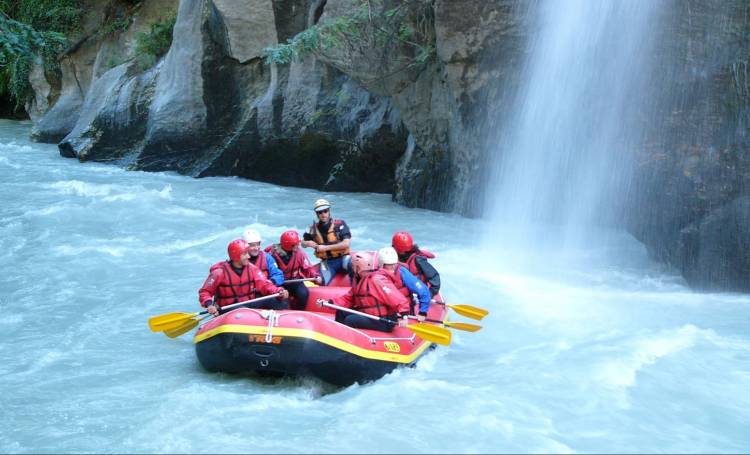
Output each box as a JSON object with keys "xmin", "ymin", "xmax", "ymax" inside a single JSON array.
[
  {"xmin": 377, "ymin": 246, "xmax": 432, "ymax": 321},
  {"xmin": 199, "ymin": 239, "xmax": 289, "ymax": 315},
  {"xmin": 316, "ymin": 251, "xmax": 409, "ymax": 332},
  {"xmin": 242, "ymin": 228, "xmax": 285, "ymax": 286},
  {"xmin": 265, "ymin": 230, "xmax": 322, "ymax": 310},
  {"xmin": 301, "ymin": 198, "xmax": 352, "ymax": 285},
  {"xmin": 392, "ymin": 231, "xmax": 441, "ymax": 299}
]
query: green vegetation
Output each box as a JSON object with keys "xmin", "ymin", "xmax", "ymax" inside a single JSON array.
[
  {"xmin": 99, "ymin": 16, "xmax": 131, "ymax": 38},
  {"xmin": 263, "ymin": 12, "xmax": 367, "ymax": 65},
  {"xmin": 0, "ymin": 0, "xmax": 82, "ymax": 33},
  {"xmin": 134, "ymin": 12, "xmax": 177, "ymax": 71},
  {"xmin": 262, "ymin": 1, "xmax": 435, "ymax": 72},
  {"xmin": 0, "ymin": 0, "xmax": 82, "ymax": 112}
]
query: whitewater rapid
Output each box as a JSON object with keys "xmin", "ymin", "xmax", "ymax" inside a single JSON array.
[{"xmin": 1, "ymin": 120, "xmax": 748, "ymax": 453}]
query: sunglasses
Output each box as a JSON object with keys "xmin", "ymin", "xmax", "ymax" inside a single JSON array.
[{"xmin": 315, "ymin": 209, "xmax": 330, "ymax": 214}]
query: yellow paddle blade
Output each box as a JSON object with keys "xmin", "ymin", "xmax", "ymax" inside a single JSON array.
[
  {"xmin": 408, "ymin": 323, "xmax": 451, "ymax": 346},
  {"xmin": 443, "ymin": 321, "xmax": 482, "ymax": 332},
  {"xmin": 446, "ymin": 303, "xmax": 488, "ymax": 321},
  {"xmin": 303, "ymin": 280, "xmax": 318, "ymax": 287},
  {"xmin": 163, "ymin": 318, "xmax": 200, "ymax": 338},
  {"xmin": 148, "ymin": 311, "xmax": 199, "ymax": 332}
]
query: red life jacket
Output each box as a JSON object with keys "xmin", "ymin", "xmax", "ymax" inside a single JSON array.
[
  {"xmin": 265, "ymin": 245, "xmax": 311, "ymax": 280},
  {"xmin": 404, "ymin": 249, "xmax": 436, "ymax": 285},
  {"xmin": 388, "ymin": 264, "xmax": 417, "ymax": 315},
  {"xmin": 212, "ymin": 261, "xmax": 258, "ymax": 307},
  {"xmin": 249, "ymin": 252, "xmax": 269, "ymax": 278},
  {"xmin": 351, "ymin": 270, "xmax": 405, "ymax": 318}
]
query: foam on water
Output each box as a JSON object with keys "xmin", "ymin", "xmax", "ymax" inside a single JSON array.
[{"xmin": 594, "ymin": 324, "xmax": 701, "ymax": 389}]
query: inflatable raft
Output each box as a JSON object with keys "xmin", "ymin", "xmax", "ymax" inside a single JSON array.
[{"xmin": 193, "ymin": 275, "xmax": 448, "ymax": 386}]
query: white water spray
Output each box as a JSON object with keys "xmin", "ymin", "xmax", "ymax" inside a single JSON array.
[{"xmin": 484, "ymin": 1, "xmax": 665, "ymax": 253}]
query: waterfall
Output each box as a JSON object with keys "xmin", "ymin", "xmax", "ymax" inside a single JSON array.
[{"xmin": 483, "ymin": 1, "xmax": 667, "ymax": 253}]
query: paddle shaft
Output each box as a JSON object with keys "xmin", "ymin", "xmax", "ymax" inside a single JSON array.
[
  {"xmin": 406, "ymin": 315, "xmax": 445, "ymax": 325},
  {"xmin": 212, "ymin": 292, "xmax": 282, "ymax": 314},
  {"xmin": 321, "ymin": 301, "xmax": 396, "ymax": 325},
  {"xmin": 283, "ymin": 278, "xmax": 317, "ymax": 284}
]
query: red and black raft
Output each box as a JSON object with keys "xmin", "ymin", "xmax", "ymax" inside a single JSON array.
[{"xmin": 193, "ymin": 275, "xmax": 448, "ymax": 387}]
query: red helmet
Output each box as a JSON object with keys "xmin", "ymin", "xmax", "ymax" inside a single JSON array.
[
  {"xmin": 391, "ymin": 231, "xmax": 414, "ymax": 254},
  {"xmin": 227, "ymin": 239, "xmax": 249, "ymax": 262},
  {"xmin": 351, "ymin": 251, "xmax": 378, "ymax": 276},
  {"xmin": 280, "ymin": 230, "xmax": 299, "ymax": 251}
]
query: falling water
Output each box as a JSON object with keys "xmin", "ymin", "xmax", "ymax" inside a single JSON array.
[{"xmin": 484, "ymin": 1, "xmax": 667, "ymax": 251}]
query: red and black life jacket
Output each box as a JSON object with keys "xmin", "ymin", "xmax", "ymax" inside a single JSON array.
[
  {"xmin": 404, "ymin": 249, "xmax": 436, "ymax": 285},
  {"xmin": 266, "ymin": 245, "xmax": 307, "ymax": 280},
  {"xmin": 214, "ymin": 262, "xmax": 258, "ymax": 307}
]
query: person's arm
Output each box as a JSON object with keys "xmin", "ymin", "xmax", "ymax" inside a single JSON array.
[
  {"xmin": 416, "ymin": 256, "xmax": 441, "ymax": 296},
  {"xmin": 198, "ymin": 268, "xmax": 224, "ymax": 313},
  {"xmin": 264, "ymin": 253, "xmax": 285, "ymax": 286},
  {"xmin": 315, "ymin": 220, "xmax": 352, "ymax": 254},
  {"xmin": 399, "ymin": 267, "xmax": 431, "ymax": 314},
  {"xmin": 373, "ymin": 274, "xmax": 410, "ymax": 316},
  {"xmin": 301, "ymin": 227, "xmax": 318, "ymax": 249},
  {"xmin": 299, "ymin": 250, "xmax": 321, "ymax": 279},
  {"xmin": 316, "ymin": 238, "xmax": 350, "ymax": 254},
  {"xmin": 330, "ymin": 288, "xmax": 353, "ymax": 308},
  {"xmin": 252, "ymin": 267, "xmax": 288, "ymax": 299}
]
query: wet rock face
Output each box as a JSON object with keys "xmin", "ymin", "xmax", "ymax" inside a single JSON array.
[
  {"xmin": 44, "ymin": 0, "xmax": 409, "ymax": 192},
  {"xmin": 625, "ymin": 0, "xmax": 750, "ymax": 291},
  {"xmin": 31, "ymin": 0, "xmax": 178, "ymax": 144},
  {"xmin": 132, "ymin": 0, "xmax": 212, "ymax": 173},
  {"xmin": 197, "ymin": 59, "xmax": 408, "ymax": 193},
  {"xmin": 675, "ymin": 196, "xmax": 750, "ymax": 291},
  {"xmin": 58, "ymin": 63, "xmax": 157, "ymax": 162}
]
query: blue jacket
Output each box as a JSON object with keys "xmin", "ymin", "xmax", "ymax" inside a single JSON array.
[
  {"xmin": 398, "ymin": 266, "xmax": 431, "ymax": 314},
  {"xmin": 264, "ymin": 252, "xmax": 285, "ymax": 286}
]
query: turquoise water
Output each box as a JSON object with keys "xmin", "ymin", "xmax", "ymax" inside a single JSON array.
[{"xmin": 1, "ymin": 120, "xmax": 749, "ymax": 453}]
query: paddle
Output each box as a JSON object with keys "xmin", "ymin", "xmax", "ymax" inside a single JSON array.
[
  {"xmin": 405, "ymin": 315, "xmax": 482, "ymax": 332},
  {"xmin": 320, "ymin": 301, "xmax": 451, "ymax": 346},
  {"xmin": 284, "ymin": 277, "xmax": 319, "ymax": 284},
  {"xmin": 433, "ymin": 301, "xmax": 489, "ymax": 320},
  {"xmin": 148, "ymin": 293, "xmax": 282, "ymax": 333},
  {"xmin": 163, "ymin": 316, "xmax": 207, "ymax": 338}
]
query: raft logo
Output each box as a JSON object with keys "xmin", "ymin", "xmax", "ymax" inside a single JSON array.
[
  {"xmin": 383, "ymin": 341, "xmax": 400, "ymax": 353},
  {"xmin": 248, "ymin": 335, "xmax": 282, "ymax": 344}
]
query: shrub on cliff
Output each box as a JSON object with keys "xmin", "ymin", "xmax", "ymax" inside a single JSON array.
[
  {"xmin": 134, "ymin": 12, "xmax": 176, "ymax": 71},
  {"xmin": 262, "ymin": 0, "xmax": 435, "ymax": 70}
]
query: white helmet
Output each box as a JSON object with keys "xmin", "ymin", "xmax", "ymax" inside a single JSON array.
[
  {"xmin": 313, "ymin": 198, "xmax": 331, "ymax": 212},
  {"xmin": 378, "ymin": 246, "xmax": 398, "ymax": 265},
  {"xmin": 242, "ymin": 228, "xmax": 261, "ymax": 244}
]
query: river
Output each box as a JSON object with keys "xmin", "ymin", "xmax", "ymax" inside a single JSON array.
[{"xmin": 1, "ymin": 120, "xmax": 748, "ymax": 453}]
